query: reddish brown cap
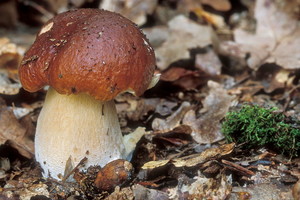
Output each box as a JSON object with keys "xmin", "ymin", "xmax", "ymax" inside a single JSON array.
[{"xmin": 19, "ymin": 9, "xmax": 156, "ymax": 101}]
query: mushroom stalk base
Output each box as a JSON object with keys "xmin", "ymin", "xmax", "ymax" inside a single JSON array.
[{"xmin": 35, "ymin": 87, "xmax": 126, "ymax": 179}]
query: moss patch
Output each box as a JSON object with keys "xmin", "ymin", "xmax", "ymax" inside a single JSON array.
[{"xmin": 221, "ymin": 105, "xmax": 300, "ymax": 158}]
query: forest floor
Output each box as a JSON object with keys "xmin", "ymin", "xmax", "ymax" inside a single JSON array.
[{"xmin": 0, "ymin": 0, "xmax": 299, "ymax": 199}]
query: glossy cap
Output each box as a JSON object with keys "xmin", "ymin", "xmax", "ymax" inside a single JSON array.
[{"xmin": 19, "ymin": 9, "xmax": 156, "ymax": 101}]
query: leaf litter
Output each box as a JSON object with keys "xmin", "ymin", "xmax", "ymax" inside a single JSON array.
[{"xmin": 0, "ymin": 0, "xmax": 299, "ymax": 199}]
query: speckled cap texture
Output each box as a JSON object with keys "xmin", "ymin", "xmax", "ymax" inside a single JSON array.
[{"xmin": 19, "ymin": 9, "xmax": 156, "ymax": 101}]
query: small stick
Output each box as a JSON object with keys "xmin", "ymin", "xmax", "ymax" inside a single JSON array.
[{"xmin": 221, "ymin": 159, "xmax": 255, "ymax": 176}]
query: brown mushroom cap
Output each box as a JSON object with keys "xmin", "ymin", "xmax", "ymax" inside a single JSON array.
[{"xmin": 19, "ymin": 9, "xmax": 156, "ymax": 101}]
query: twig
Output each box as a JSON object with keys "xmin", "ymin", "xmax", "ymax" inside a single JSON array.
[
  {"xmin": 62, "ymin": 157, "xmax": 88, "ymax": 183},
  {"xmin": 221, "ymin": 159, "xmax": 255, "ymax": 176}
]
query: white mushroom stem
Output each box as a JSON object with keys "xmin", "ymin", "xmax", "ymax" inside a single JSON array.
[{"xmin": 35, "ymin": 87, "xmax": 127, "ymax": 179}]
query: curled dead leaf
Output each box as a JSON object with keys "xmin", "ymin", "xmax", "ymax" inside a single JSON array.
[
  {"xmin": 0, "ymin": 106, "xmax": 34, "ymax": 158},
  {"xmin": 100, "ymin": 0, "xmax": 158, "ymax": 26},
  {"xmin": 152, "ymin": 101, "xmax": 191, "ymax": 132},
  {"xmin": 155, "ymin": 15, "xmax": 213, "ymax": 70},
  {"xmin": 141, "ymin": 143, "xmax": 235, "ymax": 169},
  {"xmin": 231, "ymin": 0, "xmax": 300, "ymax": 70},
  {"xmin": 195, "ymin": 48, "xmax": 222, "ymax": 76},
  {"xmin": 182, "ymin": 173, "xmax": 231, "ymax": 199},
  {"xmin": 201, "ymin": 0, "xmax": 231, "ymax": 11},
  {"xmin": 183, "ymin": 81, "xmax": 235, "ymax": 144}
]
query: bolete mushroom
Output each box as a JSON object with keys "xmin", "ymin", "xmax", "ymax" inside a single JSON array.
[{"xmin": 18, "ymin": 9, "xmax": 156, "ymax": 179}]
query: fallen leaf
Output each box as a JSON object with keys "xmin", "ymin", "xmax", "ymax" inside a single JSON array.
[
  {"xmin": 69, "ymin": 0, "xmax": 86, "ymax": 7},
  {"xmin": 18, "ymin": 183, "xmax": 50, "ymax": 200},
  {"xmin": 152, "ymin": 101, "xmax": 191, "ymax": 132},
  {"xmin": 177, "ymin": 0, "xmax": 229, "ymax": 28},
  {"xmin": 116, "ymin": 97, "xmax": 178, "ymax": 121},
  {"xmin": 195, "ymin": 47, "xmax": 222, "ymax": 76},
  {"xmin": 0, "ymin": 1, "xmax": 18, "ymax": 28},
  {"xmin": 161, "ymin": 67, "xmax": 208, "ymax": 90},
  {"xmin": 201, "ymin": 0, "xmax": 231, "ymax": 11},
  {"xmin": 11, "ymin": 106, "xmax": 34, "ymax": 119},
  {"xmin": 142, "ymin": 26, "xmax": 170, "ymax": 48},
  {"xmin": 123, "ymin": 127, "xmax": 147, "ymax": 159},
  {"xmin": 47, "ymin": 0, "xmax": 68, "ymax": 13},
  {"xmin": 155, "ymin": 15, "xmax": 213, "ymax": 70},
  {"xmin": 100, "ymin": 0, "xmax": 158, "ymax": 25},
  {"xmin": 233, "ymin": 0, "xmax": 300, "ymax": 70},
  {"xmin": 183, "ymin": 81, "xmax": 235, "ymax": 144},
  {"xmin": 132, "ymin": 184, "xmax": 169, "ymax": 200},
  {"xmin": 231, "ymin": 183, "xmax": 293, "ymax": 200},
  {"xmin": 293, "ymin": 180, "xmax": 300, "ymax": 200},
  {"xmin": 0, "ymin": 106, "xmax": 34, "ymax": 158},
  {"xmin": 141, "ymin": 160, "xmax": 170, "ymax": 170},
  {"xmin": 160, "ymin": 67, "xmax": 198, "ymax": 82},
  {"xmin": 105, "ymin": 186, "xmax": 134, "ymax": 200},
  {"xmin": 156, "ymin": 136, "xmax": 189, "ymax": 146},
  {"xmin": 192, "ymin": 7, "xmax": 226, "ymax": 28},
  {"xmin": 154, "ymin": 100, "xmax": 178, "ymax": 117},
  {"xmin": 0, "ymin": 157, "xmax": 10, "ymax": 179},
  {"xmin": 0, "ymin": 71, "xmax": 21, "ymax": 95},
  {"xmin": 172, "ymin": 143, "xmax": 234, "ymax": 168},
  {"xmin": 0, "ymin": 37, "xmax": 21, "ymax": 69},
  {"xmin": 142, "ymin": 143, "xmax": 235, "ymax": 169},
  {"xmin": 181, "ymin": 173, "xmax": 231, "ymax": 199},
  {"xmin": 256, "ymin": 65, "xmax": 295, "ymax": 93}
]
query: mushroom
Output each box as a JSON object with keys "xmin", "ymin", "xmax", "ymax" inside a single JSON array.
[{"xmin": 18, "ymin": 9, "xmax": 156, "ymax": 179}]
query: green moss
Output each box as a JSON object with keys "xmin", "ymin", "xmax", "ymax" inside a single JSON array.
[{"xmin": 221, "ymin": 105, "xmax": 300, "ymax": 157}]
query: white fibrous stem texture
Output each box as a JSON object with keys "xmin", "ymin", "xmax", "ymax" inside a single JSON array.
[{"xmin": 35, "ymin": 87, "xmax": 126, "ymax": 179}]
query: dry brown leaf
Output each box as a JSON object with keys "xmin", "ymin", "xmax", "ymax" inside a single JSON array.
[
  {"xmin": 105, "ymin": 186, "xmax": 134, "ymax": 200},
  {"xmin": 133, "ymin": 184, "xmax": 169, "ymax": 200},
  {"xmin": 152, "ymin": 101, "xmax": 191, "ymax": 132},
  {"xmin": 0, "ymin": 106, "xmax": 34, "ymax": 158},
  {"xmin": 0, "ymin": 38, "xmax": 22, "ymax": 95},
  {"xmin": 14, "ymin": 183, "xmax": 49, "ymax": 200},
  {"xmin": 69, "ymin": 0, "xmax": 86, "ymax": 7},
  {"xmin": 161, "ymin": 67, "xmax": 207, "ymax": 90},
  {"xmin": 123, "ymin": 127, "xmax": 147, "ymax": 158},
  {"xmin": 233, "ymin": 0, "xmax": 300, "ymax": 70},
  {"xmin": 293, "ymin": 180, "xmax": 300, "ymax": 200},
  {"xmin": 11, "ymin": 106, "xmax": 34, "ymax": 119},
  {"xmin": 0, "ymin": 157, "xmax": 10, "ymax": 179},
  {"xmin": 160, "ymin": 67, "xmax": 197, "ymax": 82},
  {"xmin": 192, "ymin": 7, "xmax": 226, "ymax": 28},
  {"xmin": 201, "ymin": 0, "xmax": 231, "ymax": 11},
  {"xmin": 116, "ymin": 97, "xmax": 177, "ymax": 121},
  {"xmin": 256, "ymin": 65, "xmax": 295, "ymax": 93},
  {"xmin": 231, "ymin": 183, "xmax": 293, "ymax": 200},
  {"xmin": 142, "ymin": 143, "xmax": 235, "ymax": 169},
  {"xmin": 0, "ymin": 37, "xmax": 21, "ymax": 69},
  {"xmin": 142, "ymin": 26, "xmax": 170, "ymax": 48},
  {"xmin": 0, "ymin": 1, "xmax": 18, "ymax": 28},
  {"xmin": 181, "ymin": 173, "xmax": 231, "ymax": 199},
  {"xmin": 183, "ymin": 81, "xmax": 235, "ymax": 144},
  {"xmin": 172, "ymin": 143, "xmax": 234, "ymax": 168},
  {"xmin": 47, "ymin": 0, "xmax": 68, "ymax": 13},
  {"xmin": 100, "ymin": 0, "xmax": 158, "ymax": 26},
  {"xmin": 155, "ymin": 15, "xmax": 213, "ymax": 70},
  {"xmin": 0, "ymin": 71, "xmax": 21, "ymax": 95},
  {"xmin": 195, "ymin": 48, "xmax": 222, "ymax": 76}
]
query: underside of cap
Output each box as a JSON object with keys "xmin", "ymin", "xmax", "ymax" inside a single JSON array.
[{"xmin": 19, "ymin": 9, "xmax": 156, "ymax": 101}]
